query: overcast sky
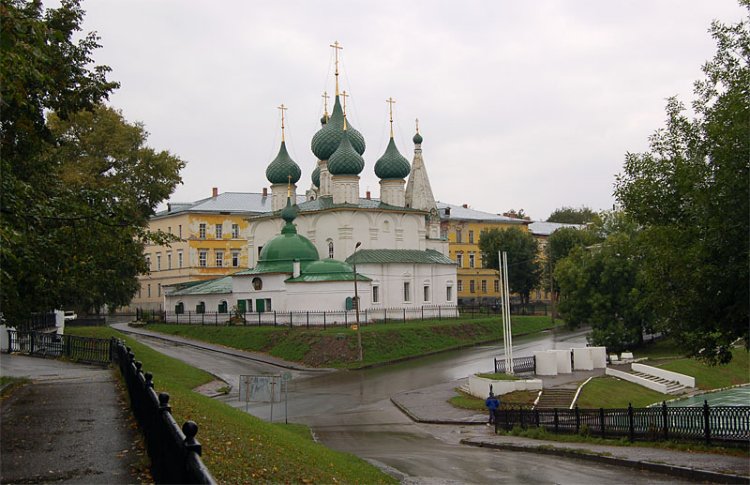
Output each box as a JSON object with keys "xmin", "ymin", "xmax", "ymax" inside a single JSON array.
[{"xmin": 71, "ymin": 1, "xmax": 746, "ymax": 220}]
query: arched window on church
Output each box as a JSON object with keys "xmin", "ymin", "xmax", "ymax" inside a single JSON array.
[{"xmin": 328, "ymin": 241, "xmax": 334, "ymax": 259}]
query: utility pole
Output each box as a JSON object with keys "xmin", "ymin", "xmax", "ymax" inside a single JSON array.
[{"xmin": 353, "ymin": 242, "xmax": 363, "ymax": 361}]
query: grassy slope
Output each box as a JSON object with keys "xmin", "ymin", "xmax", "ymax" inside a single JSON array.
[
  {"xmin": 576, "ymin": 377, "xmax": 669, "ymax": 408},
  {"xmin": 148, "ymin": 315, "xmax": 559, "ymax": 368},
  {"xmin": 66, "ymin": 326, "xmax": 394, "ymax": 484}
]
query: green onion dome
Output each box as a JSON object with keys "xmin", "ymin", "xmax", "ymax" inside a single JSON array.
[
  {"xmin": 413, "ymin": 131, "xmax": 423, "ymax": 145},
  {"xmin": 311, "ymin": 166, "xmax": 320, "ymax": 188},
  {"xmin": 327, "ymin": 129, "xmax": 365, "ymax": 176},
  {"xmin": 266, "ymin": 141, "xmax": 301, "ymax": 185},
  {"xmin": 311, "ymin": 96, "xmax": 365, "ymax": 160},
  {"xmin": 258, "ymin": 199, "xmax": 318, "ymax": 265},
  {"xmin": 374, "ymin": 137, "xmax": 410, "ymax": 179}
]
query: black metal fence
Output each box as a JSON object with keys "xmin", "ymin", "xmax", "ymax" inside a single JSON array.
[
  {"xmin": 494, "ymin": 355, "xmax": 536, "ymax": 374},
  {"xmin": 14, "ymin": 312, "xmax": 57, "ymax": 332},
  {"xmin": 112, "ymin": 339, "xmax": 216, "ymax": 484},
  {"xmin": 6, "ymin": 330, "xmax": 112, "ymax": 364},
  {"xmin": 494, "ymin": 402, "xmax": 750, "ymax": 445},
  {"xmin": 459, "ymin": 302, "xmax": 551, "ymax": 316}
]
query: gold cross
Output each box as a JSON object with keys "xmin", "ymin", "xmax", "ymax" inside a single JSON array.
[
  {"xmin": 386, "ymin": 97, "xmax": 396, "ymax": 137},
  {"xmin": 287, "ymin": 174, "xmax": 292, "ymax": 197},
  {"xmin": 341, "ymin": 90, "xmax": 349, "ymax": 130},
  {"xmin": 416, "ymin": 118, "xmax": 420, "ymax": 134},
  {"xmin": 278, "ymin": 103, "xmax": 287, "ymax": 141},
  {"xmin": 322, "ymin": 91, "xmax": 330, "ymax": 118},
  {"xmin": 330, "ymin": 41, "xmax": 343, "ymax": 95}
]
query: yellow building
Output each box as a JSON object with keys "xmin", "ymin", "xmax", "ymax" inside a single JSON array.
[
  {"xmin": 437, "ymin": 202, "xmax": 529, "ymax": 305},
  {"xmin": 133, "ymin": 188, "xmax": 298, "ymax": 310}
]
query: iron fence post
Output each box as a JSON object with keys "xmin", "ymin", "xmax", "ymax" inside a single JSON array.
[
  {"xmin": 662, "ymin": 401, "xmax": 669, "ymax": 440},
  {"xmin": 628, "ymin": 403, "xmax": 635, "ymax": 442},
  {"xmin": 575, "ymin": 405, "xmax": 580, "ymax": 434},
  {"xmin": 600, "ymin": 407, "xmax": 605, "ymax": 437},
  {"xmin": 703, "ymin": 400, "xmax": 711, "ymax": 445}
]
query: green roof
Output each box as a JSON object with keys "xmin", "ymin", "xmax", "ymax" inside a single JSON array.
[
  {"xmin": 169, "ymin": 276, "xmax": 233, "ymax": 296},
  {"xmin": 285, "ymin": 272, "xmax": 371, "ymax": 283},
  {"xmin": 345, "ymin": 249, "xmax": 455, "ymax": 265}
]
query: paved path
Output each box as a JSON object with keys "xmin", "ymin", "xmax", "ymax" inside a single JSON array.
[
  {"xmin": 393, "ymin": 379, "xmax": 750, "ymax": 483},
  {"xmin": 1, "ymin": 354, "xmax": 145, "ymax": 484}
]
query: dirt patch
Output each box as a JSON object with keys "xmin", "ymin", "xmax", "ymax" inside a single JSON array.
[
  {"xmin": 302, "ymin": 335, "xmax": 358, "ymax": 367},
  {"xmin": 194, "ymin": 379, "xmax": 230, "ymax": 397}
]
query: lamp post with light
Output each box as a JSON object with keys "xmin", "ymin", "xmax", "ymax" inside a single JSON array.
[{"xmin": 353, "ymin": 241, "xmax": 363, "ymax": 361}]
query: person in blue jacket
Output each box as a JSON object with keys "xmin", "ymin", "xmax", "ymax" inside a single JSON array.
[{"xmin": 485, "ymin": 387, "xmax": 500, "ymax": 425}]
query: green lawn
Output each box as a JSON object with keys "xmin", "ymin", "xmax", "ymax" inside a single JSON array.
[
  {"xmin": 148, "ymin": 315, "xmax": 560, "ymax": 368},
  {"xmin": 576, "ymin": 376, "xmax": 670, "ymax": 408},
  {"xmin": 66, "ymin": 326, "xmax": 395, "ymax": 484},
  {"xmin": 659, "ymin": 347, "xmax": 749, "ymax": 390}
]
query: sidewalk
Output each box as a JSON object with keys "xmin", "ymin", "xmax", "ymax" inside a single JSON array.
[
  {"xmin": 392, "ymin": 379, "xmax": 750, "ymax": 483},
  {"xmin": 0, "ymin": 354, "xmax": 145, "ymax": 484}
]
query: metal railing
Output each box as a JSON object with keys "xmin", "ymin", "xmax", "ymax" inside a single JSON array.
[
  {"xmin": 494, "ymin": 402, "xmax": 750, "ymax": 445},
  {"xmin": 6, "ymin": 330, "xmax": 112, "ymax": 364},
  {"xmin": 112, "ymin": 340, "xmax": 216, "ymax": 484},
  {"xmin": 494, "ymin": 355, "xmax": 536, "ymax": 374}
]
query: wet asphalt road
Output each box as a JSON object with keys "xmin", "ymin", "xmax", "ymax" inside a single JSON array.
[{"xmin": 122, "ymin": 327, "xmax": 681, "ymax": 484}]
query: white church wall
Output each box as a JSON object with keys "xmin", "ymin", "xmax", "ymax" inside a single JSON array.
[
  {"xmin": 356, "ymin": 262, "xmax": 456, "ymax": 309},
  {"xmin": 286, "ymin": 280, "xmax": 371, "ymax": 312}
]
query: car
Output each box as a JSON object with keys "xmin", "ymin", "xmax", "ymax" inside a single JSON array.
[{"xmin": 63, "ymin": 311, "xmax": 77, "ymax": 321}]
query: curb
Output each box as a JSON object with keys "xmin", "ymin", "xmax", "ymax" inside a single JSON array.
[
  {"xmin": 461, "ymin": 438, "xmax": 750, "ymax": 484},
  {"xmin": 390, "ymin": 396, "xmax": 486, "ymax": 425}
]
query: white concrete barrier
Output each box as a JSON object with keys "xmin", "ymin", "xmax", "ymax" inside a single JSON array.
[
  {"xmin": 590, "ymin": 347, "xmax": 607, "ymax": 369},
  {"xmin": 0, "ymin": 324, "xmax": 12, "ymax": 351},
  {"xmin": 632, "ymin": 363, "xmax": 695, "ymax": 388},
  {"xmin": 605, "ymin": 367, "xmax": 668, "ymax": 394},
  {"xmin": 553, "ymin": 349, "xmax": 572, "ymax": 374},
  {"xmin": 534, "ymin": 351, "xmax": 558, "ymax": 376},
  {"xmin": 467, "ymin": 375, "xmax": 543, "ymax": 399},
  {"xmin": 573, "ymin": 348, "xmax": 594, "ymax": 370}
]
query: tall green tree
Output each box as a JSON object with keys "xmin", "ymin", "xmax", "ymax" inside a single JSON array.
[
  {"xmin": 555, "ymin": 224, "xmax": 650, "ymax": 351},
  {"xmin": 545, "ymin": 226, "xmax": 602, "ymax": 297},
  {"xmin": 614, "ymin": 5, "xmax": 749, "ymax": 363},
  {"xmin": 479, "ymin": 227, "xmax": 541, "ymax": 307},
  {"xmin": 1, "ymin": 1, "xmax": 183, "ymax": 322},
  {"xmin": 546, "ymin": 206, "xmax": 599, "ymax": 224}
]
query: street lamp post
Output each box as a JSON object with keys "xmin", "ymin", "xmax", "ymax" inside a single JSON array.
[{"xmin": 353, "ymin": 241, "xmax": 363, "ymax": 361}]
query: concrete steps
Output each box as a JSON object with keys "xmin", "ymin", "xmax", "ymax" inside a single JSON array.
[
  {"xmin": 534, "ymin": 388, "xmax": 577, "ymax": 409},
  {"xmin": 630, "ymin": 371, "xmax": 686, "ymax": 394}
]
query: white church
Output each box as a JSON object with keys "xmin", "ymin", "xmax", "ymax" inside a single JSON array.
[{"xmin": 165, "ymin": 45, "xmax": 456, "ymax": 323}]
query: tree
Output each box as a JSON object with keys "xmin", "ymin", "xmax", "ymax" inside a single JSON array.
[
  {"xmin": 502, "ymin": 208, "xmax": 530, "ymax": 220},
  {"xmin": 555, "ymin": 222, "xmax": 650, "ymax": 351},
  {"xmin": 614, "ymin": 5, "xmax": 749, "ymax": 363},
  {"xmin": 545, "ymin": 225, "xmax": 601, "ymax": 297},
  {"xmin": 546, "ymin": 206, "xmax": 599, "ymax": 224},
  {"xmin": 479, "ymin": 227, "xmax": 541, "ymax": 307},
  {"xmin": 0, "ymin": 1, "xmax": 182, "ymax": 322}
]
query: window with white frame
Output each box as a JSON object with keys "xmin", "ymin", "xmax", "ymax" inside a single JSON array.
[
  {"xmin": 215, "ymin": 223, "xmax": 222, "ymax": 239},
  {"xmin": 494, "ymin": 279, "xmax": 499, "ymax": 293},
  {"xmin": 215, "ymin": 250, "xmax": 223, "ymax": 267},
  {"xmin": 199, "ymin": 250, "xmax": 207, "ymax": 267},
  {"xmin": 232, "ymin": 224, "xmax": 239, "ymax": 238},
  {"xmin": 145, "ymin": 255, "xmax": 151, "ymax": 271},
  {"xmin": 178, "ymin": 225, "xmax": 182, "ymax": 238},
  {"xmin": 157, "ymin": 283, "xmax": 161, "ymax": 297},
  {"xmin": 167, "ymin": 252, "xmax": 172, "ymax": 269},
  {"xmin": 199, "ymin": 223, "xmax": 206, "ymax": 239},
  {"xmin": 372, "ymin": 285, "xmax": 380, "ymax": 303},
  {"xmin": 456, "ymin": 228, "xmax": 462, "ymax": 243},
  {"xmin": 156, "ymin": 253, "xmax": 161, "ymax": 270},
  {"xmin": 470, "ymin": 280, "xmax": 475, "ymax": 293},
  {"xmin": 423, "ymin": 285, "xmax": 430, "ymax": 302},
  {"xmin": 328, "ymin": 241, "xmax": 334, "ymax": 259},
  {"xmin": 456, "ymin": 253, "xmax": 463, "ymax": 267},
  {"xmin": 178, "ymin": 250, "xmax": 183, "ymax": 268},
  {"xmin": 147, "ymin": 284, "xmax": 151, "ymax": 298},
  {"xmin": 232, "ymin": 251, "xmax": 240, "ymax": 267},
  {"xmin": 403, "ymin": 281, "xmax": 411, "ymax": 302},
  {"xmin": 469, "ymin": 230, "xmax": 474, "ymax": 243},
  {"xmin": 446, "ymin": 285, "xmax": 453, "ymax": 302},
  {"xmin": 481, "ymin": 280, "xmax": 487, "ymax": 293},
  {"xmin": 469, "ymin": 254, "xmax": 475, "ymax": 268},
  {"xmin": 457, "ymin": 280, "xmax": 463, "ymax": 292}
]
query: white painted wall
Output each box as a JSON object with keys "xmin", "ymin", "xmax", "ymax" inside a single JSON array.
[
  {"xmin": 356, "ymin": 262, "xmax": 455, "ymax": 309},
  {"xmin": 632, "ymin": 363, "xmax": 695, "ymax": 388},
  {"xmin": 590, "ymin": 347, "xmax": 607, "ymax": 369},
  {"xmin": 606, "ymin": 367, "xmax": 668, "ymax": 394},
  {"xmin": 572, "ymin": 347, "xmax": 594, "ymax": 370},
  {"xmin": 534, "ymin": 351, "xmax": 558, "ymax": 376},
  {"xmin": 553, "ymin": 350, "xmax": 572, "ymax": 374},
  {"xmin": 468, "ymin": 375, "xmax": 543, "ymax": 398}
]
